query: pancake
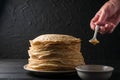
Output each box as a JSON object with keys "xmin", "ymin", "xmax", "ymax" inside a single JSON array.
[{"xmin": 27, "ymin": 34, "xmax": 85, "ymax": 71}]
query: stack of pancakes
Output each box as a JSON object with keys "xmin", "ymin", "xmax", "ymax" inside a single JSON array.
[{"xmin": 27, "ymin": 34, "xmax": 85, "ymax": 71}]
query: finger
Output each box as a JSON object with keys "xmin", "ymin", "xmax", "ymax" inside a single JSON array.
[
  {"xmin": 97, "ymin": 10, "xmax": 108, "ymax": 25},
  {"xmin": 99, "ymin": 26, "xmax": 106, "ymax": 34},
  {"xmin": 90, "ymin": 21, "xmax": 96, "ymax": 30},
  {"xmin": 100, "ymin": 24, "xmax": 112, "ymax": 34},
  {"xmin": 109, "ymin": 27, "xmax": 115, "ymax": 33},
  {"xmin": 108, "ymin": 23, "xmax": 116, "ymax": 33},
  {"xmin": 90, "ymin": 14, "xmax": 100, "ymax": 30},
  {"xmin": 98, "ymin": 23, "xmax": 108, "ymax": 34},
  {"xmin": 92, "ymin": 14, "xmax": 100, "ymax": 22},
  {"xmin": 100, "ymin": 23, "xmax": 115, "ymax": 34},
  {"xmin": 104, "ymin": 24, "xmax": 111, "ymax": 33}
]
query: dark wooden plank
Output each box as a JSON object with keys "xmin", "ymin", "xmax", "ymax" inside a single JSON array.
[
  {"xmin": 0, "ymin": 73, "xmax": 80, "ymax": 80},
  {"xmin": 0, "ymin": 59, "xmax": 27, "ymax": 73},
  {"xmin": 0, "ymin": 59, "xmax": 80, "ymax": 80},
  {"xmin": 0, "ymin": 59, "xmax": 119, "ymax": 80}
]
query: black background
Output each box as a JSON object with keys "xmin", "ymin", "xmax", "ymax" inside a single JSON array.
[{"xmin": 0, "ymin": 0, "xmax": 120, "ymax": 71}]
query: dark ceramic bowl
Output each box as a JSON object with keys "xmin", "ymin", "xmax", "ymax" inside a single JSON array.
[{"xmin": 75, "ymin": 65, "xmax": 114, "ymax": 80}]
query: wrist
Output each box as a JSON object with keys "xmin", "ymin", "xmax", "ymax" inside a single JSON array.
[
  {"xmin": 109, "ymin": 0, "xmax": 120, "ymax": 8},
  {"xmin": 109, "ymin": 0, "xmax": 120, "ymax": 14}
]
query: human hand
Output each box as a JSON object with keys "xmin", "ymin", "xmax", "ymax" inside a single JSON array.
[{"xmin": 90, "ymin": 0, "xmax": 120, "ymax": 34}]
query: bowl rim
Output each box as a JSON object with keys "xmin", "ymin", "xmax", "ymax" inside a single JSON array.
[{"xmin": 75, "ymin": 65, "xmax": 114, "ymax": 72}]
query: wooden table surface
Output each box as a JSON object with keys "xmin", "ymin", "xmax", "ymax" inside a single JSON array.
[{"xmin": 0, "ymin": 59, "xmax": 119, "ymax": 80}]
